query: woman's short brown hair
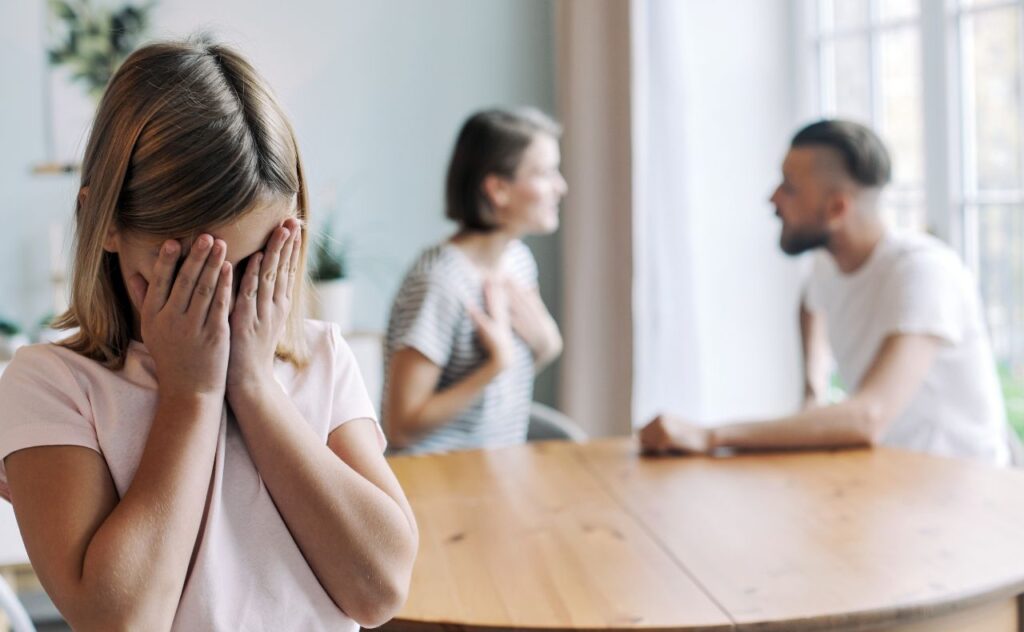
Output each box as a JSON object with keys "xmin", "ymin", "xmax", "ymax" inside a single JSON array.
[{"xmin": 444, "ymin": 107, "xmax": 562, "ymax": 231}]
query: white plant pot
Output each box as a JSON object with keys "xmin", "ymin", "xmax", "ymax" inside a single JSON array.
[{"xmin": 312, "ymin": 279, "xmax": 355, "ymax": 334}]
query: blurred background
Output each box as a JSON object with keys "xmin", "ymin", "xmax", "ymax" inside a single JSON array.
[{"xmin": 1, "ymin": 0, "xmax": 1022, "ymax": 438}]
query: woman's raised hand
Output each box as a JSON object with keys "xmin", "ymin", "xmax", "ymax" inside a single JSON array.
[
  {"xmin": 504, "ymin": 280, "xmax": 562, "ymax": 366},
  {"xmin": 466, "ymin": 278, "xmax": 517, "ymax": 372}
]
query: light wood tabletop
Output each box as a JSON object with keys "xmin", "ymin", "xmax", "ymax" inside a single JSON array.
[{"xmin": 385, "ymin": 438, "xmax": 1024, "ymax": 632}]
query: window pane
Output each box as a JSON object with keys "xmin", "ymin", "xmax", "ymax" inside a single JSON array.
[
  {"xmin": 829, "ymin": 35, "xmax": 873, "ymax": 122},
  {"xmin": 959, "ymin": 0, "xmax": 1013, "ymax": 9},
  {"xmin": 965, "ymin": 7, "xmax": 1023, "ymax": 191},
  {"xmin": 832, "ymin": 0, "xmax": 870, "ymax": 29},
  {"xmin": 879, "ymin": 201, "xmax": 926, "ymax": 232},
  {"xmin": 977, "ymin": 204, "xmax": 1024, "ymax": 374},
  {"xmin": 879, "ymin": 0, "xmax": 919, "ymax": 22},
  {"xmin": 879, "ymin": 27, "xmax": 925, "ymax": 193}
]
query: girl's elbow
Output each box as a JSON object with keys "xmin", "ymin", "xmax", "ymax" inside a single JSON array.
[
  {"xmin": 67, "ymin": 604, "xmax": 173, "ymax": 632},
  {"xmin": 336, "ymin": 536, "xmax": 417, "ymax": 627},
  {"xmin": 342, "ymin": 575, "xmax": 410, "ymax": 628},
  {"xmin": 63, "ymin": 576, "xmax": 180, "ymax": 632}
]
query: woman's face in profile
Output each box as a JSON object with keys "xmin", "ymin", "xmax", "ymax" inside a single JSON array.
[{"xmin": 493, "ymin": 134, "xmax": 568, "ymax": 236}]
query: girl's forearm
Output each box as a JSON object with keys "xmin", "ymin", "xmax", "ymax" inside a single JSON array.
[
  {"xmin": 73, "ymin": 393, "xmax": 222, "ymax": 630},
  {"xmin": 228, "ymin": 383, "xmax": 417, "ymax": 626}
]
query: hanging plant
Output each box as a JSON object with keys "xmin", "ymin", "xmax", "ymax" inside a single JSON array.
[{"xmin": 47, "ymin": 0, "xmax": 156, "ymax": 101}]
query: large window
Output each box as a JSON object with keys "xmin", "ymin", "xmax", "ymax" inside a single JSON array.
[
  {"xmin": 812, "ymin": 0, "xmax": 926, "ymax": 232},
  {"xmin": 805, "ymin": 0, "xmax": 1024, "ymax": 436}
]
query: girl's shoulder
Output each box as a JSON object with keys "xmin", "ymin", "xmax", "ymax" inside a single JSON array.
[
  {"xmin": 300, "ymin": 318, "xmax": 359, "ymax": 371},
  {"xmin": 1, "ymin": 342, "xmax": 94, "ymax": 386}
]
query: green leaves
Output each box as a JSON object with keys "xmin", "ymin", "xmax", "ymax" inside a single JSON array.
[
  {"xmin": 47, "ymin": 0, "xmax": 155, "ymax": 101},
  {"xmin": 309, "ymin": 224, "xmax": 349, "ymax": 282}
]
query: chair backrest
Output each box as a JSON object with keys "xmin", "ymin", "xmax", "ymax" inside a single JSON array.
[
  {"xmin": 0, "ymin": 575, "xmax": 35, "ymax": 632},
  {"xmin": 527, "ymin": 402, "xmax": 588, "ymax": 442}
]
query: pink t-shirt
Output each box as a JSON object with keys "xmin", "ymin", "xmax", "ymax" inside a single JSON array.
[{"xmin": 0, "ymin": 319, "xmax": 381, "ymax": 631}]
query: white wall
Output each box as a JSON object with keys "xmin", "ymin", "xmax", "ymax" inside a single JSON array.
[
  {"xmin": 0, "ymin": 4, "xmax": 559, "ymax": 334},
  {"xmin": 0, "ymin": 0, "xmax": 560, "ymax": 401},
  {"xmin": 633, "ymin": 0, "xmax": 807, "ymax": 425}
]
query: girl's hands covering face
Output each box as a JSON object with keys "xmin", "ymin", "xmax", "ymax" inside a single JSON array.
[
  {"xmin": 226, "ymin": 217, "xmax": 302, "ymax": 391},
  {"xmin": 126, "ymin": 234, "xmax": 233, "ymax": 398}
]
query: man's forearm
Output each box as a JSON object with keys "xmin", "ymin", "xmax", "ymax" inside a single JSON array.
[
  {"xmin": 711, "ymin": 398, "xmax": 882, "ymax": 451},
  {"xmin": 228, "ymin": 383, "xmax": 416, "ymax": 623}
]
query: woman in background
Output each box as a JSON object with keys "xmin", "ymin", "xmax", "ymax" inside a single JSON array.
[{"xmin": 383, "ymin": 108, "xmax": 567, "ymax": 454}]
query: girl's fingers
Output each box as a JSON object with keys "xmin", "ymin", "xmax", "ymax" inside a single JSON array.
[
  {"xmin": 274, "ymin": 228, "xmax": 298, "ymax": 305},
  {"xmin": 187, "ymin": 239, "xmax": 227, "ymax": 322},
  {"xmin": 234, "ymin": 253, "xmax": 262, "ymax": 322},
  {"xmin": 257, "ymin": 227, "xmax": 289, "ymax": 319},
  {"xmin": 146, "ymin": 240, "xmax": 181, "ymax": 315},
  {"xmin": 168, "ymin": 234, "xmax": 214, "ymax": 313},
  {"xmin": 206, "ymin": 262, "xmax": 233, "ymax": 328},
  {"xmin": 285, "ymin": 227, "xmax": 302, "ymax": 301}
]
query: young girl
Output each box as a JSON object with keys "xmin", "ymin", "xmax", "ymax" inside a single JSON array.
[
  {"xmin": 382, "ymin": 108, "xmax": 567, "ymax": 454},
  {"xmin": 0, "ymin": 39, "xmax": 417, "ymax": 630}
]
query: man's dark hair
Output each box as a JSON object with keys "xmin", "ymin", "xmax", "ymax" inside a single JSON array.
[{"xmin": 791, "ymin": 119, "xmax": 891, "ymax": 188}]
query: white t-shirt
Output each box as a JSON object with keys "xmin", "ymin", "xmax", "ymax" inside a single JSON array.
[{"xmin": 804, "ymin": 232, "xmax": 1009, "ymax": 465}]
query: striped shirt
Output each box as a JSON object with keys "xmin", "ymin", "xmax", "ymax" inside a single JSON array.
[{"xmin": 382, "ymin": 240, "xmax": 537, "ymax": 454}]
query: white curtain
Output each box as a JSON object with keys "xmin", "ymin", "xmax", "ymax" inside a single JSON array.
[
  {"xmin": 557, "ymin": 0, "xmax": 805, "ymax": 433},
  {"xmin": 555, "ymin": 0, "xmax": 635, "ymax": 437},
  {"xmin": 635, "ymin": 0, "xmax": 807, "ymax": 426},
  {"xmin": 630, "ymin": 0, "xmax": 706, "ymax": 426}
]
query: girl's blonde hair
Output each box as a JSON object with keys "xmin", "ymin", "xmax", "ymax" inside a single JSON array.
[{"xmin": 55, "ymin": 37, "xmax": 310, "ymax": 369}]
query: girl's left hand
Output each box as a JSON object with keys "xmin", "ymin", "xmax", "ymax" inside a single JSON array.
[{"xmin": 227, "ymin": 218, "xmax": 302, "ymax": 394}]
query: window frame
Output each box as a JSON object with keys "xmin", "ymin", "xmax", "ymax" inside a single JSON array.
[{"xmin": 799, "ymin": 0, "xmax": 1024, "ymax": 263}]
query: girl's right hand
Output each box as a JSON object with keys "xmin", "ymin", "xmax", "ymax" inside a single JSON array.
[
  {"xmin": 466, "ymin": 278, "xmax": 516, "ymax": 372},
  {"xmin": 126, "ymin": 235, "xmax": 233, "ymax": 398}
]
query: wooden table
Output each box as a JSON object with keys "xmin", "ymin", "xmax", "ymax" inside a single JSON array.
[{"xmin": 385, "ymin": 438, "xmax": 1024, "ymax": 631}]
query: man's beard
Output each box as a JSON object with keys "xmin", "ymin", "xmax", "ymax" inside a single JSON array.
[{"xmin": 779, "ymin": 224, "xmax": 830, "ymax": 256}]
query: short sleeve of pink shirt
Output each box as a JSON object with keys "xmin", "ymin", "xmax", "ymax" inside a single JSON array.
[
  {"xmin": 0, "ymin": 344, "xmax": 99, "ymax": 500},
  {"xmin": 325, "ymin": 323, "xmax": 383, "ymax": 444}
]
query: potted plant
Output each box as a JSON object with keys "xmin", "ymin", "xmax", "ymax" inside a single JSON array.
[
  {"xmin": 48, "ymin": 0, "xmax": 155, "ymax": 101},
  {"xmin": 37, "ymin": 0, "xmax": 155, "ymax": 174},
  {"xmin": 308, "ymin": 222, "xmax": 355, "ymax": 333}
]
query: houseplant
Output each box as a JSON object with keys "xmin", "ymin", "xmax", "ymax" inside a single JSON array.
[
  {"xmin": 47, "ymin": 0, "xmax": 155, "ymax": 101},
  {"xmin": 308, "ymin": 222, "xmax": 355, "ymax": 333}
]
